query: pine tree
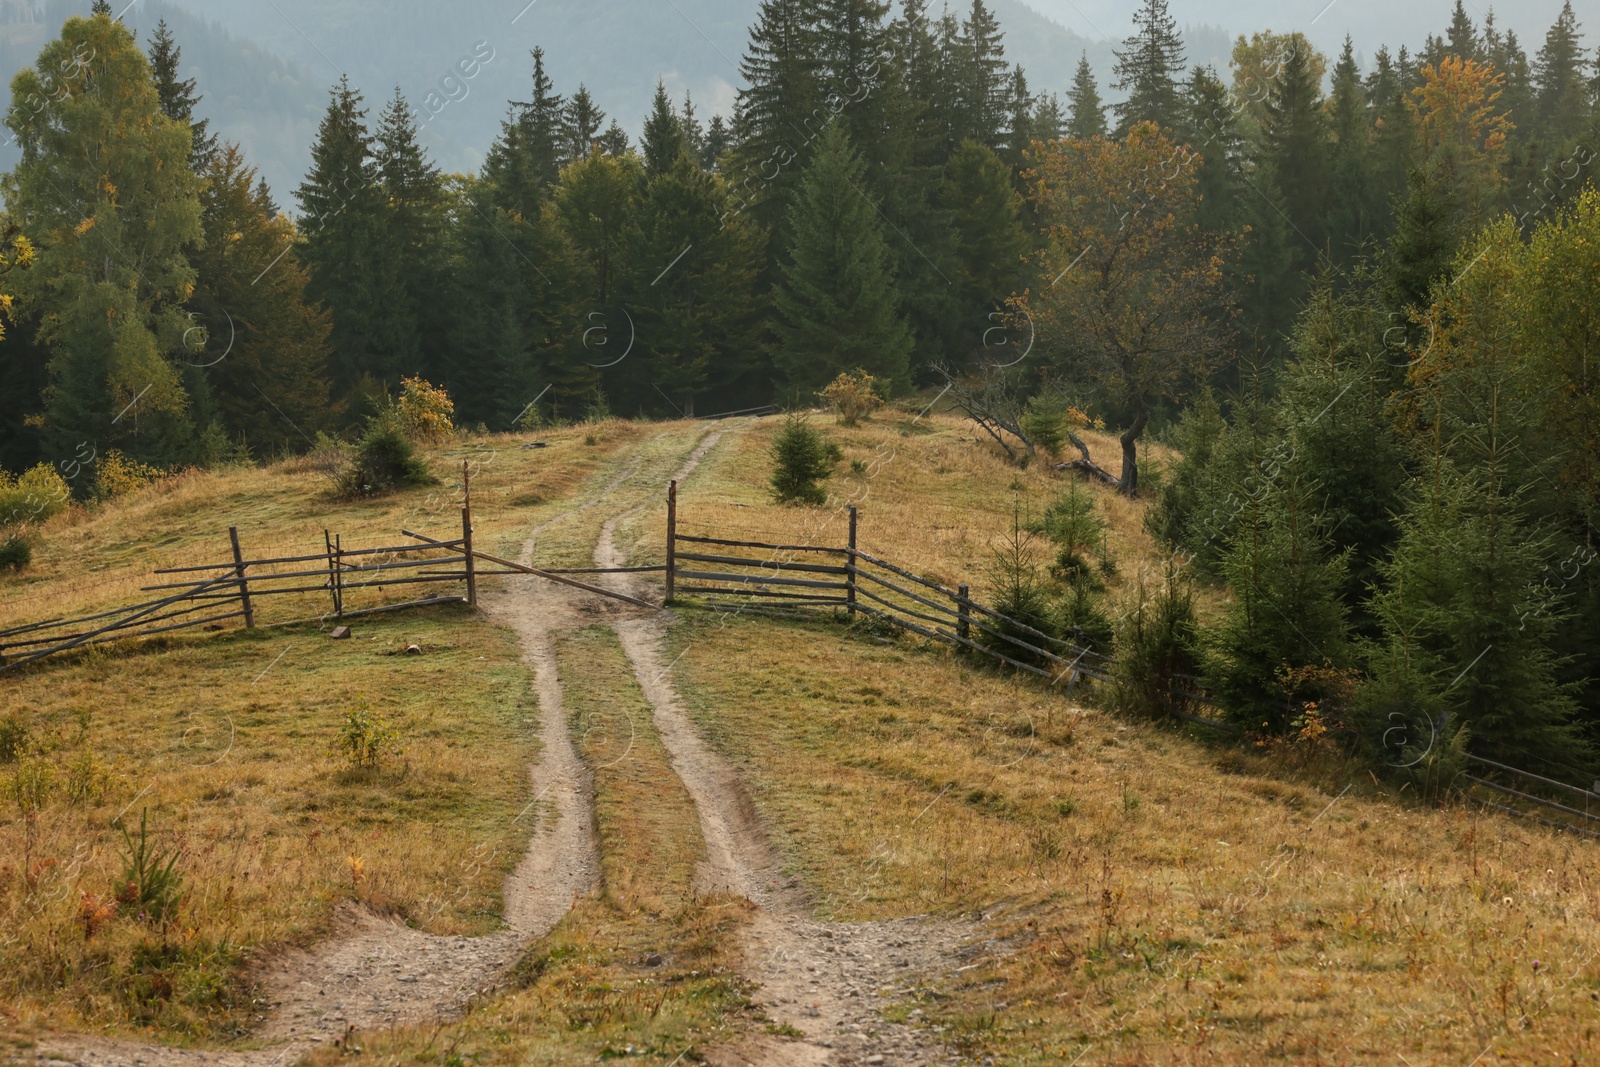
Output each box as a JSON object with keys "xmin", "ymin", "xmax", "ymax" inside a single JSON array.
[
  {"xmin": 191, "ymin": 144, "xmax": 333, "ymax": 453},
  {"xmin": 1385, "ymin": 165, "xmax": 1462, "ymax": 312},
  {"xmin": 1533, "ymin": 1, "xmax": 1591, "ymax": 150},
  {"xmin": 1032, "ymin": 93, "xmax": 1064, "ymax": 142},
  {"xmin": 295, "ymin": 77, "xmax": 388, "ymax": 402},
  {"xmin": 1184, "ymin": 65, "xmax": 1244, "ymax": 235},
  {"xmin": 564, "ymin": 84, "xmax": 605, "ymax": 160},
  {"xmin": 1112, "ymin": 0, "xmax": 1187, "ymax": 136},
  {"xmin": 1065, "ymin": 52, "xmax": 1106, "ymax": 139},
  {"xmin": 147, "ymin": 20, "xmax": 216, "ymax": 172},
  {"xmin": 5, "ymin": 13, "xmax": 203, "ymax": 464},
  {"xmin": 772, "ymin": 123, "xmax": 910, "ymax": 395},
  {"xmin": 1000, "ymin": 65, "xmax": 1035, "ymax": 168},
  {"xmin": 1366, "ymin": 47, "xmax": 1417, "ymax": 236},
  {"xmin": 641, "ymin": 80, "xmax": 686, "ymax": 177},
  {"xmin": 936, "ymin": 139, "xmax": 1026, "ymax": 347}
]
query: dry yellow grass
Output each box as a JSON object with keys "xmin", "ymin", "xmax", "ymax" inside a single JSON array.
[{"xmin": 302, "ymin": 624, "xmax": 756, "ymax": 1067}]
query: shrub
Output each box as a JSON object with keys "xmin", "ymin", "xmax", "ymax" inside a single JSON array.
[
  {"xmin": 1034, "ymin": 477, "xmax": 1105, "ymax": 580},
  {"xmin": 8, "ymin": 753, "xmax": 57, "ymax": 815},
  {"xmin": 63, "ymin": 746, "xmax": 112, "ymax": 805},
  {"xmin": 582, "ymin": 389, "xmax": 613, "ymax": 424},
  {"xmin": 1112, "ymin": 561, "xmax": 1205, "ymax": 720},
  {"xmin": 768, "ymin": 412, "xmax": 837, "ymax": 505},
  {"xmin": 95, "ymin": 451, "xmax": 164, "ymax": 501},
  {"xmin": 336, "ymin": 421, "xmax": 436, "ymax": 498},
  {"xmin": 115, "ymin": 808, "xmax": 185, "ymax": 925},
  {"xmin": 819, "ymin": 370, "xmax": 885, "ymax": 426},
  {"xmin": 0, "ymin": 463, "xmax": 71, "ymax": 527},
  {"xmin": 0, "ymin": 712, "xmax": 29, "ymax": 762},
  {"xmin": 396, "ymin": 376, "xmax": 456, "ymax": 442},
  {"xmin": 0, "ymin": 534, "xmax": 31, "ymax": 572},
  {"xmin": 982, "ymin": 510, "xmax": 1061, "ymax": 667},
  {"xmin": 336, "ymin": 697, "xmax": 401, "ymax": 771}
]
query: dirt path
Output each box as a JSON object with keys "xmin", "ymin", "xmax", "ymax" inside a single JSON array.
[
  {"xmin": 32, "ymin": 422, "xmax": 985, "ymax": 1067},
  {"xmin": 593, "ymin": 457, "xmax": 982, "ymax": 1067}
]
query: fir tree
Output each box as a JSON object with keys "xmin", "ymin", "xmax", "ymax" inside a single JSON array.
[
  {"xmin": 599, "ymin": 119, "xmax": 631, "ymax": 157},
  {"xmin": 1385, "ymin": 166, "xmax": 1461, "ymax": 312},
  {"xmin": 1184, "ymin": 65, "xmax": 1244, "ymax": 235},
  {"xmin": 730, "ymin": 0, "xmax": 822, "ymax": 247},
  {"xmin": 147, "ymin": 20, "xmax": 216, "ymax": 172},
  {"xmin": 772, "ymin": 123, "xmax": 910, "ymax": 395},
  {"xmin": 1001, "ymin": 65, "xmax": 1035, "ymax": 167},
  {"xmin": 1065, "ymin": 52, "xmax": 1106, "ymax": 139},
  {"xmin": 679, "ymin": 91, "xmax": 705, "ymax": 163},
  {"xmin": 1112, "ymin": 0, "xmax": 1187, "ymax": 136},
  {"xmin": 1445, "ymin": 1, "xmax": 1480, "ymax": 60}
]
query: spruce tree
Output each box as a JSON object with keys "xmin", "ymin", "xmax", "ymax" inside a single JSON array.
[
  {"xmin": 937, "ymin": 139, "xmax": 1026, "ymax": 345},
  {"xmin": 1000, "ymin": 65, "xmax": 1035, "ymax": 168},
  {"xmin": 701, "ymin": 114, "xmax": 732, "ymax": 169},
  {"xmin": 772, "ymin": 123, "xmax": 910, "ymax": 395},
  {"xmin": 730, "ymin": 0, "xmax": 822, "ymax": 247},
  {"xmin": 641, "ymin": 80, "xmax": 686, "ymax": 177},
  {"xmin": 1184, "ymin": 65, "xmax": 1244, "ymax": 235},
  {"xmin": 375, "ymin": 89, "xmax": 446, "ymax": 381},
  {"xmin": 1065, "ymin": 52, "xmax": 1106, "ymax": 139},
  {"xmin": 147, "ymin": 20, "xmax": 216, "ymax": 172},
  {"xmin": 1445, "ymin": 1, "xmax": 1480, "ymax": 60},
  {"xmin": 509, "ymin": 48, "xmax": 570, "ymax": 187},
  {"xmin": 296, "ymin": 77, "xmax": 388, "ymax": 403},
  {"xmin": 1327, "ymin": 37, "xmax": 1372, "ymax": 260},
  {"xmin": 564, "ymin": 85, "xmax": 605, "ymax": 160},
  {"xmin": 1366, "ymin": 47, "xmax": 1418, "ymax": 238},
  {"xmin": 1111, "ymin": 0, "xmax": 1186, "ymax": 136},
  {"xmin": 1532, "ymin": 1, "xmax": 1591, "ymax": 150},
  {"xmin": 950, "ymin": 0, "xmax": 1009, "ymax": 150},
  {"xmin": 1210, "ymin": 459, "xmax": 1354, "ymax": 735},
  {"xmin": 5, "ymin": 13, "xmax": 203, "ymax": 465},
  {"xmin": 617, "ymin": 154, "xmax": 763, "ymax": 415},
  {"xmin": 679, "ymin": 91, "xmax": 705, "ymax": 164},
  {"xmin": 191, "ymin": 144, "xmax": 333, "ymax": 453},
  {"xmin": 1259, "ymin": 39, "xmax": 1329, "ymax": 269},
  {"xmin": 599, "ymin": 120, "xmax": 631, "ymax": 157}
]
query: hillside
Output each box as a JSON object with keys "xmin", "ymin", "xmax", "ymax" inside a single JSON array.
[{"xmin": 2, "ymin": 412, "xmax": 1597, "ymax": 1065}]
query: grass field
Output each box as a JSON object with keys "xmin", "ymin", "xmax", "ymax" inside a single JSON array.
[{"xmin": 3, "ymin": 409, "xmax": 1597, "ymax": 1065}]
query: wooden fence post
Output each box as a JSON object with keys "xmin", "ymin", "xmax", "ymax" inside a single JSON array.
[
  {"xmin": 324, "ymin": 529, "xmax": 339, "ymax": 618},
  {"xmin": 334, "ymin": 533, "xmax": 344, "ymax": 618},
  {"xmin": 461, "ymin": 460, "xmax": 477, "ymax": 608},
  {"xmin": 228, "ymin": 526, "xmax": 254, "ymax": 629},
  {"xmin": 665, "ymin": 480, "xmax": 678, "ymax": 606},
  {"xmin": 957, "ymin": 584, "xmax": 970, "ymax": 641},
  {"xmin": 846, "ymin": 505, "xmax": 858, "ymax": 616}
]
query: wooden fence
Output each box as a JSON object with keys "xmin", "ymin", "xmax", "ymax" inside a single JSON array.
[{"xmin": 663, "ymin": 481, "xmax": 1112, "ymax": 688}]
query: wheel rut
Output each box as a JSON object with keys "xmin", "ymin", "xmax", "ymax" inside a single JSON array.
[{"xmin": 32, "ymin": 423, "xmax": 984, "ymax": 1067}]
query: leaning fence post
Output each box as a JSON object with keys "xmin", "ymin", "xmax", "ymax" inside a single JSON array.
[
  {"xmin": 846, "ymin": 505, "xmax": 858, "ymax": 616},
  {"xmin": 957, "ymin": 584, "xmax": 970, "ymax": 641},
  {"xmin": 462, "ymin": 506, "xmax": 477, "ymax": 608},
  {"xmin": 334, "ymin": 533, "xmax": 344, "ymax": 618},
  {"xmin": 665, "ymin": 480, "xmax": 678, "ymax": 606},
  {"xmin": 324, "ymin": 529, "xmax": 339, "ymax": 618},
  {"xmin": 228, "ymin": 526, "xmax": 254, "ymax": 629}
]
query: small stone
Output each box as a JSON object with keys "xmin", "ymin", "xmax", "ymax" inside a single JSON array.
[
  {"xmin": 330, "ymin": 625, "xmax": 351, "ymax": 639},
  {"xmin": 405, "ymin": 643, "xmax": 424, "ymax": 655},
  {"xmin": 645, "ymin": 954, "xmax": 663, "ymax": 967}
]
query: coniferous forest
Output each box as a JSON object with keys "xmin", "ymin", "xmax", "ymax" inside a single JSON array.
[{"xmin": 1, "ymin": 0, "xmax": 1599, "ymax": 772}]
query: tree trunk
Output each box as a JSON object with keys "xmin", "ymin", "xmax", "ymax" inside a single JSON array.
[{"xmin": 1119, "ymin": 410, "xmax": 1149, "ymax": 498}]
